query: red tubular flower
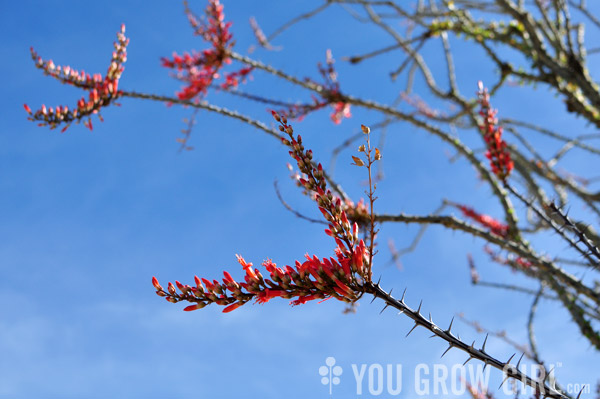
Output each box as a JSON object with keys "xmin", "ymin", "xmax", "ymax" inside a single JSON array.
[
  {"xmin": 152, "ymin": 276, "xmax": 163, "ymax": 291},
  {"xmin": 333, "ymin": 286, "xmax": 352, "ymax": 298},
  {"xmin": 477, "ymin": 81, "xmax": 513, "ymax": 182},
  {"xmin": 291, "ymin": 294, "xmax": 323, "ymax": 306},
  {"xmin": 26, "ymin": 25, "xmax": 128, "ymax": 132},
  {"xmin": 352, "ymin": 240, "xmax": 365, "ymax": 273},
  {"xmin": 237, "ymin": 254, "xmax": 258, "ymax": 280},
  {"xmin": 201, "ymin": 278, "xmax": 214, "ymax": 291},
  {"xmin": 256, "ymin": 289, "xmax": 287, "ymax": 304},
  {"xmin": 184, "ymin": 303, "xmax": 207, "ymax": 312},
  {"xmin": 168, "ymin": 282, "xmax": 176, "ymax": 295},
  {"xmin": 223, "ymin": 271, "xmax": 235, "ymax": 284},
  {"xmin": 222, "ymin": 302, "xmax": 243, "ymax": 313},
  {"xmin": 194, "ymin": 276, "xmax": 204, "ymax": 290}
]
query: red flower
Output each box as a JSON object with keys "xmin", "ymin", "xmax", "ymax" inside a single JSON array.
[
  {"xmin": 184, "ymin": 303, "xmax": 207, "ymax": 312},
  {"xmin": 222, "ymin": 302, "xmax": 243, "ymax": 313},
  {"xmin": 152, "ymin": 276, "xmax": 163, "ymax": 291},
  {"xmin": 161, "ymin": 0, "xmax": 252, "ymax": 101}
]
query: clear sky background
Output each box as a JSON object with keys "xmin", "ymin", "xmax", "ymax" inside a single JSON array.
[{"xmin": 3, "ymin": 1, "xmax": 600, "ymax": 398}]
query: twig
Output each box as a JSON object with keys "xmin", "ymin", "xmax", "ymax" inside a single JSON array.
[{"xmin": 273, "ymin": 180, "xmax": 327, "ymax": 225}]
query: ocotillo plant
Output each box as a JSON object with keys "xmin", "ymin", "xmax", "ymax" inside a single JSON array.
[{"xmin": 24, "ymin": 0, "xmax": 600, "ymax": 397}]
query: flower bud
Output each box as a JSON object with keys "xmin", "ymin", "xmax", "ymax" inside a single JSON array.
[{"xmin": 168, "ymin": 282, "xmax": 176, "ymax": 295}]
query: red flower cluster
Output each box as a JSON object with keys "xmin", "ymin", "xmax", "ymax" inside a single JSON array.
[
  {"xmin": 161, "ymin": 0, "xmax": 252, "ymax": 100},
  {"xmin": 275, "ymin": 50, "xmax": 351, "ymax": 124},
  {"xmin": 221, "ymin": 66, "xmax": 253, "ymax": 90},
  {"xmin": 455, "ymin": 203, "xmax": 509, "ymax": 238},
  {"xmin": 484, "ymin": 246, "xmax": 533, "ymax": 270},
  {"xmin": 319, "ymin": 50, "xmax": 351, "ymax": 124},
  {"xmin": 477, "ymin": 81, "xmax": 513, "ymax": 182},
  {"xmin": 153, "ymin": 242, "xmax": 367, "ymax": 312},
  {"xmin": 25, "ymin": 25, "xmax": 129, "ymax": 132},
  {"xmin": 154, "ymin": 112, "xmax": 371, "ymax": 311}
]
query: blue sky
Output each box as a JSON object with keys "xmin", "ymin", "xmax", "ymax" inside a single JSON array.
[{"xmin": 3, "ymin": 1, "xmax": 600, "ymax": 398}]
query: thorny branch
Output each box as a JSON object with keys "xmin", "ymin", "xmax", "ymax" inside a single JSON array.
[{"xmin": 24, "ymin": 0, "xmax": 600, "ymax": 396}]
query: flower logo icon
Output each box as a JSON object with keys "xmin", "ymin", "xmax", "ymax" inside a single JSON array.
[{"xmin": 319, "ymin": 356, "xmax": 343, "ymax": 395}]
